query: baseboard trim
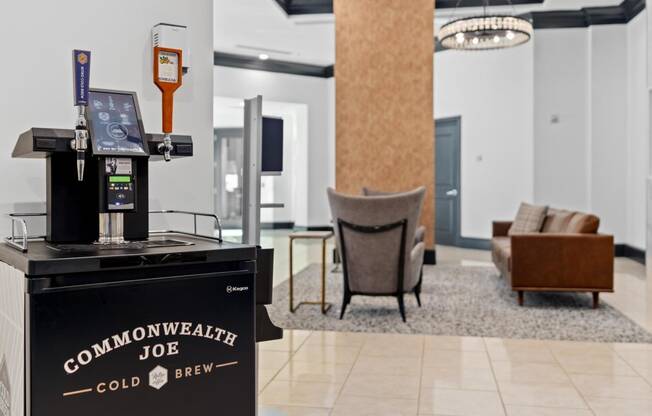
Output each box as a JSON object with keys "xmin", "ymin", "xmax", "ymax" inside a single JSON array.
[
  {"xmin": 261, "ymin": 222, "xmax": 295, "ymax": 230},
  {"xmin": 615, "ymin": 244, "xmax": 645, "ymax": 265},
  {"xmin": 455, "ymin": 237, "xmax": 491, "ymax": 250},
  {"xmin": 424, "ymin": 249, "xmax": 437, "ymax": 265}
]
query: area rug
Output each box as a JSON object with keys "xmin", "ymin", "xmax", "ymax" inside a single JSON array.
[{"xmin": 268, "ymin": 264, "xmax": 652, "ymax": 343}]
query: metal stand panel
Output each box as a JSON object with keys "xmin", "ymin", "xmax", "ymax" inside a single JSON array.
[{"xmin": 242, "ymin": 96, "xmax": 263, "ymax": 247}]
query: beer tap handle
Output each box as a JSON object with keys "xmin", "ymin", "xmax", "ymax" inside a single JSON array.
[
  {"xmin": 72, "ymin": 50, "xmax": 91, "ymax": 181},
  {"xmin": 153, "ymin": 47, "xmax": 182, "ymax": 163}
]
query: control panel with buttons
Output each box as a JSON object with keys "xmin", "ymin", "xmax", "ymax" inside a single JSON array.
[{"xmin": 107, "ymin": 175, "xmax": 135, "ymax": 211}]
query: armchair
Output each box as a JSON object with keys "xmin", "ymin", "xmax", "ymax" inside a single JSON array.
[{"xmin": 328, "ymin": 187, "xmax": 425, "ymax": 322}]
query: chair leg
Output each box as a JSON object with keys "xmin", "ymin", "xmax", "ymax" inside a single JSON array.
[
  {"xmin": 339, "ymin": 292, "xmax": 351, "ymax": 320},
  {"xmin": 592, "ymin": 292, "xmax": 600, "ymax": 309},
  {"xmin": 397, "ymin": 294, "xmax": 407, "ymax": 322},
  {"xmin": 517, "ymin": 291, "xmax": 524, "ymax": 306},
  {"xmin": 414, "ymin": 269, "xmax": 423, "ymax": 307},
  {"xmin": 414, "ymin": 284, "xmax": 422, "ymax": 307}
]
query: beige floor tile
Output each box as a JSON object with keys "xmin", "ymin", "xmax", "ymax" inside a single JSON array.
[
  {"xmin": 259, "ymin": 369, "xmax": 279, "ymax": 393},
  {"xmin": 360, "ymin": 338, "xmax": 424, "ymax": 357},
  {"xmin": 352, "ymin": 355, "xmax": 422, "ymax": 376},
  {"xmin": 615, "ymin": 350, "xmax": 652, "ymax": 381},
  {"xmin": 436, "ymin": 244, "xmax": 492, "ymax": 266},
  {"xmin": 570, "ymin": 374, "xmax": 652, "ymax": 400},
  {"xmin": 615, "ymin": 349, "xmax": 652, "ymax": 367},
  {"xmin": 260, "ymin": 350, "xmax": 293, "ymax": 373},
  {"xmin": 423, "ymin": 350, "xmax": 491, "ymax": 369},
  {"xmin": 555, "ymin": 351, "xmax": 637, "ymax": 376},
  {"xmin": 547, "ymin": 340, "xmax": 613, "ymax": 355},
  {"xmin": 484, "ymin": 338, "xmax": 549, "ymax": 351},
  {"xmin": 275, "ymin": 360, "xmax": 354, "ymax": 383},
  {"xmin": 488, "ymin": 347, "xmax": 557, "ymax": 364},
  {"xmin": 342, "ymin": 372, "xmax": 420, "ymax": 400},
  {"xmin": 498, "ymin": 381, "xmax": 587, "ymax": 409},
  {"xmin": 425, "ymin": 335, "xmax": 486, "ymax": 352},
  {"xmin": 421, "ymin": 366, "xmax": 497, "ymax": 391},
  {"xmin": 259, "ymin": 405, "xmax": 331, "ymax": 416},
  {"xmin": 292, "ymin": 344, "xmax": 360, "ymax": 364},
  {"xmin": 260, "ymin": 330, "xmax": 312, "ymax": 352},
  {"xmin": 363, "ymin": 333, "xmax": 425, "ymax": 348},
  {"xmin": 419, "ymin": 388, "xmax": 505, "ymax": 416},
  {"xmin": 612, "ymin": 342, "xmax": 652, "ymax": 352},
  {"xmin": 332, "ymin": 394, "xmax": 418, "ymax": 416},
  {"xmin": 586, "ymin": 396, "xmax": 652, "ymax": 416},
  {"xmin": 505, "ymin": 405, "xmax": 593, "ymax": 416},
  {"xmin": 304, "ymin": 330, "xmax": 367, "ymax": 347},
  {"xmin": 492, "ymin": 361, "xmax": 570, "ymax": 384},
  {"xmin": 259, "ymin": 380, "xmax": 342, "ymax": 408}
]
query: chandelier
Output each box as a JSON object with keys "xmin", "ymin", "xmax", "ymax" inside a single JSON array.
[{"xmin": 437, "ymin": 1, "xmax": 533, "ymax": 51}]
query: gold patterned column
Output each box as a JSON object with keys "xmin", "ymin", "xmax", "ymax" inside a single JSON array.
[{"xmin": 334, "ymin": 0, "xmax": 436, "ymax": 247}]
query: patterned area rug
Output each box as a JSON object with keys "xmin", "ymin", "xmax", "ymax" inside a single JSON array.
[{"xmin": 268, "ymin": 264, "xmax": 652, "ymax": 343}]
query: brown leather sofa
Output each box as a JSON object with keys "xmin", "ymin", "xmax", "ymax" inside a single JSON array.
[{"xmin": 492, "ymin": 209, "xmax": 614, "ymax": 308}]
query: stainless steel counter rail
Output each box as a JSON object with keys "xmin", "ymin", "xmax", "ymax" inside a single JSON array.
[
  {"xmin": 148, "ymin": 210, "xmax": 223, "ymax": 243},
  {"xmin": 4, "ymin": 210, "xmax": 224, "ymax": 252},
  {"xmin": 5, "ymin": 213, "xmax": 46, "ymax": 252}
]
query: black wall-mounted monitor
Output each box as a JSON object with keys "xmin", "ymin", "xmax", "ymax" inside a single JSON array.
[
  {"xmin": 262, "ymin": 116, "xmax": 283, "ymax": 175},
  {"xmin": 87, "ymin": 89, "xmax": 149, "ymax": 157}
]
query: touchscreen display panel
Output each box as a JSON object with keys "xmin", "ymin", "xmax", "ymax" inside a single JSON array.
[{"xmin": 88, "ymin": 90, "xmax": 147, "ymax": 156}]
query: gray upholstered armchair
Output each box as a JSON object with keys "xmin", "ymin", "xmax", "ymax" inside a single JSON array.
[
  {"xmin": 362, "ymin": 187, "xmax": 427, "ymax": 246},
  {"xmin": 327, "ymin": 187, "xmax": 426, "ymax": 322}
]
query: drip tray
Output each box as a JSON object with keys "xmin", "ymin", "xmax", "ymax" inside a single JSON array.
[{"xmin": 50, "ymin": 237, "xmax": 194, "ymax": 252}]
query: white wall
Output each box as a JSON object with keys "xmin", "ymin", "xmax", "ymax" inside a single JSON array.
[
  {"xmin": 0, "ymin": 0, "xmax": 215, "ymax": 234},
  {"xmin": 533, "ymin": 18, "xmax": 648, "ymax": 248},
  {"xmin": 626, "ymin": 13, "xmax": 649, "ymax": 250},
  {"xmin": 435, "ymin": 44, "xmax": 535, "ymax": 239},
  {"xmin": 213, "ymin": 66, "xmax": 335, "ymax": 227},
  {"xmin": 589, "ymin": 24, "xmax": 629, "ymax": 242},
  {"xmin": 533, "ymin": 29, "xmax": 590, "ymax": 211}
]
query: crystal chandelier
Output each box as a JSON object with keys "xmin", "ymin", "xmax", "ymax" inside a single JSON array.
[{"xmin": 437, "ymin": 1, "xmax": 533, "ymax": 51}]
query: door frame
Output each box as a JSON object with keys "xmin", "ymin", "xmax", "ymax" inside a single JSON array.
[
  {"xmin": 435, "ymin": 116, "xmax": 462, "ymax": 247},
  {"xmin": 435, "ymin": 116, "xmax": 491, "ymax": 250}
]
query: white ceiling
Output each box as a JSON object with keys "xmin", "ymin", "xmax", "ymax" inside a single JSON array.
[
  {"xmin": 214, "ymin": 0, "xmax": 625, "ymax": 65},
  {"xmin": 214, "ymin": 0, "xmax": 335, "ymax": 66}
]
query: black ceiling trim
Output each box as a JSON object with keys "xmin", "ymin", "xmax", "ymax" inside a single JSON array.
[
  {"xmin": 528, "ymin": 0, "xmax": 645, "ymax": 29},
  {"xmin": 437, "ymin": 0, "xmax": 543, "ymax": 7},
  {"xmin": 273, "ymin": 0, "xmax": 645, "ymax": 29},
  {"xmin": 274, "ymin": 0, "xmax": 332, "ymax": 15},
  {"xmin": 274, "ymin": 0, "xmax": 545, "ymax": 15},
  {"xmin": 214, "ymin": 51, "xmax": 334, "ymax": 78}
]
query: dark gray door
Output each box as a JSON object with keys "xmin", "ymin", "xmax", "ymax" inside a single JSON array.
[{"xmin": 435, "ymin": 117, "xmax": 461, "ymax": 246}]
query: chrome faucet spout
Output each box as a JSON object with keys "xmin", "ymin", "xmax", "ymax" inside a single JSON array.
[{"xmin": 158, "ymin": 133, "xmax": 173, "ymax": 162}]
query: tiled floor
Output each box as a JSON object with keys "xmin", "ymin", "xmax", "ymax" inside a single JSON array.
[
  {"xmin": 258, "ymin": 230, "xmax": 652, "ymax": 415},
  {"xmin": 258, "ymin": 331, "xmax": 652, "ymax": 415}
]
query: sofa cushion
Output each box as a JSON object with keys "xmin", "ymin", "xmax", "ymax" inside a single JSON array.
[
  {"xmin": 566, "ymin": 213, "xmax": 600, "ymax": 234},
  {"xmin": 491, "ymin": 237, "xmax": 511, "ymax": 273},
  {"xmin": 542, "ymin": 209, "xmax": 575, "ymax": 233},
  {"xmin": 508, "ymin": 203, "xmax": 548, "ymax": 235}
]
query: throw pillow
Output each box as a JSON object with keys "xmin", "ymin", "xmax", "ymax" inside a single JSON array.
[{"xmin": 508, "ymin": 203, "xmax": 548, "ymax": 235}]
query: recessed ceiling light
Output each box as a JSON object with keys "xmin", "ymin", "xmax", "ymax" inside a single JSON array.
[{"xmin": 258, "ymin": 54, "xmax": 269, "ymax": 60}]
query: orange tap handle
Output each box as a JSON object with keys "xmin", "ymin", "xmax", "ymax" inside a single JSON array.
[
  {"xmin": 162, "ymin": 91, "xmax": 174, "ymax": 134},
  {"xmin": 153, "ymin": 46, "xmax": 182, "ymax": 135}
]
